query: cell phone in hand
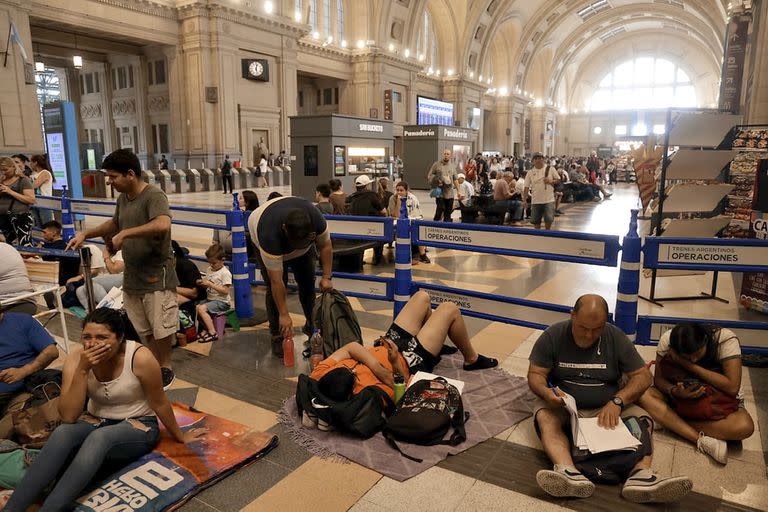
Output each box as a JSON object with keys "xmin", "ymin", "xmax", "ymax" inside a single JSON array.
[{"xmin": 682, "ymin": 378, "xmax": 703, "ymax": 389}]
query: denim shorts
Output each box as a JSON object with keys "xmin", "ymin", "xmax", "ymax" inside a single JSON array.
[
  {"xmin": 530, "ymin": 202, "xmax": 555, "ymax": 225},
  {"xmin": 201, "ymin": 299, "xmax": 231, "ymax": 314}
]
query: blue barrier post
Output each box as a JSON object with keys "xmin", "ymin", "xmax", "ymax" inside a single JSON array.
[
  {"xmin": 615, "ymin": 209, "xmax": 641, "ymax": 340},
  {"xmin": 229, "ymin": 193, "xmax": 254, "ymax": 319},
  {"xmin": 393, "ymin": 198, "xmax": 412, "ymax": 318},
  {"xmin": 60, "ymin": 186, "xmax": 75, "ymax": 243}
]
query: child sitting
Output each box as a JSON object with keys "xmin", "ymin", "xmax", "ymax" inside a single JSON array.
[{"xmin": 195, "ymin": 243, "xmax": 232, "ymax": 343}]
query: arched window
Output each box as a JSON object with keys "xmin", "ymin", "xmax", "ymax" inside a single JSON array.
[
  {"xmin": 589, "ymin": 57, "xmax": 696, "ymax": 110},
  {"xmin": 297, "ymin": 0, "xmax": 342, "ymax": 41},
  {"xmin": 417, "ymin": 10, "xmax": 438, "ymax": 65}
]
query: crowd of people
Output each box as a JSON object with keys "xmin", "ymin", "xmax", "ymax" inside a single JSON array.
[{"xmin": 0, "ymin": 146, "xmax": 756, "ymax": 508}]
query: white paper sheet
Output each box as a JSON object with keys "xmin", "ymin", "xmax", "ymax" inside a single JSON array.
[{"xmin": 578, "ymin": 417, "xmax": 642, "ymax": 454}]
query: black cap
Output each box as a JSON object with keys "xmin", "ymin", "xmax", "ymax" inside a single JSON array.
[{"xmin": 532, "ymin": 152, "xmax": 544, "ymax": 159}]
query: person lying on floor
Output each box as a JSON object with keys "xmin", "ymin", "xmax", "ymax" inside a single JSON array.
[
  {"xmin": 528, "ymin": 294, "xmax": 692, "ymax": 504},
  {"xmin": 638, "ymin": 322, "xmax": 754, "ymax": 465},
  {"xmin": 309, "ymin": 290, "xmax": 498, "ymax": 406},
  {"xmin": 5, "ymin": 308, "xmax": 204, "ymax": 512}
]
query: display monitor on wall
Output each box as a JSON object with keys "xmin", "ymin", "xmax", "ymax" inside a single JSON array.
[{"xmin": 417, "ymin": 96, "xmax": 454, "ymax": 126}]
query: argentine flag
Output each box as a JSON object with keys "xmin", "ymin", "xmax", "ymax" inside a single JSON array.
[{"xmin": 8, "ymin": 21, "xmax": 29, "ymax": 63}]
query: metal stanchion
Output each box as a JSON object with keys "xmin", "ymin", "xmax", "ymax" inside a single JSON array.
[
  {"xmin": 79, "ymin": 246, "xmax": 97, "ymax": 313},
  {"xmin": 60, "ymin": 186, "xmax": 75, "ymax": 243},
  {"xmin": 393, "ymin": 198, "xmax": 413, "ymax": 318},
  {"xmin": 615, "ymin": 209, "xmax": 641, "ymax": 340},
  {"xmin": 229, "ymin": 193, "xmax": 267, "ymax": 326}
]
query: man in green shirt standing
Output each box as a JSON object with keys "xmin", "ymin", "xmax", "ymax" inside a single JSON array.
[{"xmin": 67, "ymin": 149, "xmax": 179, "ymax": 388}]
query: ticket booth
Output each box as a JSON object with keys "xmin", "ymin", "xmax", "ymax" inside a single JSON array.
[
  {"xmin": 402, "ymin": 125, "xmax": 477, "ymax": 189},
  {"xmin": 290, "ymin": 114, "xmax": 394, "ymax": 201}
]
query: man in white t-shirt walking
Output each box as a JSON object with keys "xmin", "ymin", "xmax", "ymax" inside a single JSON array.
[{"xmin": 524, "ymin": 152, "xmax": 559, "ymax": 230}]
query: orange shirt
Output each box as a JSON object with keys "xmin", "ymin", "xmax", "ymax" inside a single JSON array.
[{"xmin": 310, "ymin": 345, "xmax": 410, "ymax": 401}]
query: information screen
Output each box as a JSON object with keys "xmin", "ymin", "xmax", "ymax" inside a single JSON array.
[
  {"xmin": 46, "ymin": 132, "xmax": 68, "ymax": 191},
  {"xmin": 417, "ymin": 96, "xmax": 454, "ymax": 126}
]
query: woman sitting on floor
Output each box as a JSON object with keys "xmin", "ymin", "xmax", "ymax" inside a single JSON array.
[
  {"xmin": 309, "ymin": 291, "xmax": 498, "ymax": 407},
  {"xmin": 639, "ymin": 322, "xmax": 754, "ymax": 465},
  {"xmin": 6, "ymin": 308, "xmax": 204, "ymax": 512}
]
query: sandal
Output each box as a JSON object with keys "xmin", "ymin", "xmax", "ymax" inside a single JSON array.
[{"xmin": 197, "ymin": 331, "xmax": 218, "ymax": 343}]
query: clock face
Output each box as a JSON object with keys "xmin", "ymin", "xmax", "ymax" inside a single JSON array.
[{"xmin": 249, "ymin": 61, "xmax": 264, "ymax": 77}]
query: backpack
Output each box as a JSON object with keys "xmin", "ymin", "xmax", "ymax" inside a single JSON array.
[
  {"xmin": 295, "ymin": 374, "xmax": 394, "ymax": 438},
  {"xmin": 573, "ymin": 415, "xmax": 654, "ymax": 484},
  {"xmin": 382, "ymin": 377, "xmax": 468, "ymax": 463},
  {"xmin": 312, "ymin": 290, "xmax": 363, "ymax": 357}
]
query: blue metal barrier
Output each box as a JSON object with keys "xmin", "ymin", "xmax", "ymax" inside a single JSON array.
[
  {"xmin": 229, "ymin": 193, "xmax": 253, "ymax": 319},
  {"xmin": 393, "ymin": 200, "xmax": 412, "ymax": 317},
  {"xmin": 643, "ymin": 236, "xmax": 768, "ymax": 273},
  {"xmin": 636, "ymin": 315, "xmax": 768, "ymax": 354}
]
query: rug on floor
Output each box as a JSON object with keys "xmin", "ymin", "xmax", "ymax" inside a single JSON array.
[
  {"xmin": 73, "ymin": 403, "xmax": 279, "ymax": 511},
  {"xmin": 279, "ymin": 354, "xmax": 537, "ymax": 481}
]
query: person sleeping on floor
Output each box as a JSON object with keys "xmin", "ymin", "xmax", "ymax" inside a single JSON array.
[{"xmin": 307, "ymin": 290, "xmax": 498, "ymax": 412}]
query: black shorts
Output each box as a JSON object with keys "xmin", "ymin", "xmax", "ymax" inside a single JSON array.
[{"xmin": 384, "ymin": 323, "xmax": 441, "ymax": 374}]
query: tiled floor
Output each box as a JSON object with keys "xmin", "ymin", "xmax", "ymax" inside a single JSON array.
[{"xmin": 61, "ymin": 181, "xmax": 767, "ymax": 511}]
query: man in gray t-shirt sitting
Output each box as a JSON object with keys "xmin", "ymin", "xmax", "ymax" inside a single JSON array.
[{"xmin": 527, "ymin": 294, "xmax": 692, "ymax": 503}]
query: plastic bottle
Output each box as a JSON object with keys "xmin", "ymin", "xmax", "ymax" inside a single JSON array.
[
  {"xmin": 310, "ymin": 329, "xmax": 324, "ymax": 370},
  {"xmin": 393, "ymin": 374, "xmax": 406, "ymax": 403},
  {"xmin": 282, "ymin": 334, "xmax": 295, "ymax": 367}
]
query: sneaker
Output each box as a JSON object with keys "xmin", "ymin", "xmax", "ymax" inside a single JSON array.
[
  {"xmin": 302, "ymin": 411, "xmax": 318, "ymax": 429},
  {"xmin": 604, "ymin": 192, "xmax": 613, "ymax": 199},
  {"xmin": 556, "ymin": 209, "xmax": 564, "ymax": 215},
  {"xmin": 592, "ymin": 197, "xmax": 602, "ymax": 202},
  {"xmin": 536, "ymin": 465, "xmax": 595, "ymax": 498},
  {"xmin": 419, "ymin": 254, "xmax": 431, "ymax": 264},
  {"xmin": 317, "ymin": 418, "xmax": 332, "ymax": 431},
  {"xmin": 621, "ymin": 469, "xmax": 692, "ymax": 503},
  {"xmin": 697, "ymin": 433, "xmax": 727, "ymax": 464},
  {"xmin": 161, "ymin": 367, "xmax": 175, "ymax": 390}
]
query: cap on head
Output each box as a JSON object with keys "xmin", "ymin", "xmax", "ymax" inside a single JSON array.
[
  {"xmin": 532, "ymin": 152, "xmax": 544, "ymax": 160},
  {"xmin": 457, "ymin": 173, "xmax": 465, "ymax": 180},
  {"xmin": 355, "ymin": 175, "xmax": 372, "ymax": 187}
]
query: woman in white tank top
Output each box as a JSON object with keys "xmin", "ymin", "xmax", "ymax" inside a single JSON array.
[{"xmin": 6, "ymin": 308, "xmax": 205, "ymax": 512}]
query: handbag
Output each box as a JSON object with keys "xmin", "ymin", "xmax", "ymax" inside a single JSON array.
[
  {"xmin": 656, "ymin": 356, "xmax": 739, "ymax": 421},
  {"xmin": 0, "ymin": 440, "xmax": 39, "ymax": 489},
  {"xmin": 11, "ymin": 383, "xmax": 62, "ymax": 448},
  {"xmin": 429, "ymin": 187, "xmax": 443, "ymax": 198}
]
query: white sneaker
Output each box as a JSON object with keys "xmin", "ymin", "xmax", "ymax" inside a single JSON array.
[
  {"xmin": 301, "ymin": 411, "xmax": 318, "ymax": 429},
  {"xmin": 697, "ymin": 433, "xmax": 727, "ymax": 464},
  {"xmin": 317, "ymin": 418, "xmax": 332, "ymax": 432},
  {"xmin": 536, "ymin": 465, "xmax": 595, "ymax": 498},
  {"xmin": 621, "ymin": 469, "xmax": 692, "ymax": 503}
]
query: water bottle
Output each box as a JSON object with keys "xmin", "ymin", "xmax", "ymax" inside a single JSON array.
[
  {"xmin": 282, "ymin": 334, "xmax": 295, "ymax": 367},
  {"xmin": 310, "ymin": 329, "xmax": 324, "ymax": 370},
  {"xmin": 393, "ymin": 374, "xmax": 406, "ymax": 403}
]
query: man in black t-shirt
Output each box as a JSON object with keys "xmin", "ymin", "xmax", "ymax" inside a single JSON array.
[
  {"xmin": 40, "ymin": 221, "xmax": 80, "ymax": 285},
  {"xmin": 247, "ymin": 196, "xmax": 334, "ymax": 356},
  {"xmin": 527, "ymin": 294, "xmax": 692, "ymax": 503}
]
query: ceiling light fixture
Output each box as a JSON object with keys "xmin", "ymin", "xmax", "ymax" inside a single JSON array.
[
  {"xmin": 341, "ymin": 39, "xmax": 348, "ymax": 48},
  {"xmin": 404, "ymin": 48, "xmax": 410, "ymax": 58},
  {"xmin": 356, "ymin": 39, "xmax": 365, "ymax": 49},
  {"xmin": 264, "ymin": 1, "xmax": 273, "ymax": 14},
  {"xmin": 295, "ymin": 9, "xmax": 302, "ymax": 22}
]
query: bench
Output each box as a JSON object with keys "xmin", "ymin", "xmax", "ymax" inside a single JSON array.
[{"xmin": 332, "ymin": 239, "xmax": 380, "ymax": 273}]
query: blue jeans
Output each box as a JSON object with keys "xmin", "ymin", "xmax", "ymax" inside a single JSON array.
[
  {"xmin": 6, "ymin": 416, "xmax": 159, "ymax": 512},
  {"xmin": 76, "ymin": 273, "xmax": 124, "ymax": 308},
  {"xmin": 495, "ymin": 199, "xmax": 523, "ymax": 222}
]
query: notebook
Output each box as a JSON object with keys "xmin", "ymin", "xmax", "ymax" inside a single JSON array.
[{"xmin": 559, "ymin": 390, "xmax": 640, "ymax": 454}]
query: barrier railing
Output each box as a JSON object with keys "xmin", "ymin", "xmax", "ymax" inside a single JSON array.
[{"xmin": 636, "ymin": 315, "xmax": 768, "ymax": 353}]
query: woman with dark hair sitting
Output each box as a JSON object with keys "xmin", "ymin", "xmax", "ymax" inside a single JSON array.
[
  {"xmin": 639, "ymin": 322, "xmax": 754, "ymax": 465},
  {"xmin": 6, "ymin": 308, "xmax": 204, "ymax": 511}
]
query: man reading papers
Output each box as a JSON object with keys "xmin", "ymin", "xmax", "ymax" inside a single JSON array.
[{"xmin": 527, "ymin": 294, "xmax": 693, "ymax": 503}]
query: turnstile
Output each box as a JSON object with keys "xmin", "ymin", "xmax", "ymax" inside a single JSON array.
[
  {"xmin": 141, "ymin": 170, "xmax": 157, "ymax": 187},
  {"xmin": 271, "ymin": 166, "xmax": 283, "ymax": 186},
  {"xmin": 183, "ymin": 169, "xmax": 203, "ymax": 192},
  {"xmin": 200, "ymin": 169, "xmax": 215, "ymax": 191},
  {"xmin": 237, "ymin": 167, "xmax": 252, "ymax": 189},
  {"xmin": 168, "ymin": 169, "xmax": 190, "ymax": 194},
  {"xmin": 152, "ymin": 170, "xmax": 173, "ymax": 193},
  {"xmin": 282, "ymin": 165, "xmax": 292, "ymax": 187}
]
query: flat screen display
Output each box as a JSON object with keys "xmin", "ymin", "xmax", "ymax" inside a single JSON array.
[
  {"xmin": 417, "ymin": 96, "xmax": 454, "ymax": 126},
  {"xmin": 46, "ymin": 132, "xmax": 68, "ymax": 191}
]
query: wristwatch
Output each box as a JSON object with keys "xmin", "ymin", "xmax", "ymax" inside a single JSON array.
[{"xmin": 611, "ymin": 396, "xmax": 624, "ymax": 409}]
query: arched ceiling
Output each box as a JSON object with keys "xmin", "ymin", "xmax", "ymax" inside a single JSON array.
[{"xmin": 369, "ymin": 0, "xmax": 730, "ymax": 109}]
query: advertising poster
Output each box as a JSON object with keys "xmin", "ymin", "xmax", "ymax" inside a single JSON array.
[
  {"xmin": 719, "ymin": 16, "xmax": 749, "ymax": 113},
  {"xmin": 334, "ymin": 146, "xmax": 346, "ymax": 176}
]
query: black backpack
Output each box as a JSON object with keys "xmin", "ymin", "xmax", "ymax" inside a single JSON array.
[
  {"xmin": 573, "ymin": 415, "xmax": 654, "ymax": 484},
  {"xmin": 295, "ymin": 374, "xmax": 394, "ymax": 438},
  {"xmin": 383, "ymin": 377, "xmax": 468, "ymax": 463},
  {"xmin": 312, "ymin": 290, "xmax": 363, "ymax": 357}
]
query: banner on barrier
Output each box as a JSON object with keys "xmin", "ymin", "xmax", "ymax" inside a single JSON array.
[
  {"xmin": 644, "ymin": 237, "xmax": 768, "ymax": 272},
  {"xmin": 414, "ymin": 223, "xmax": 618, "ymax": 266},
  {"xmin": 636, "ymin": 316, "xmax": 768, "ymax": 350},
  {"xmin": 169, "ymin": 208, "xmax": 229, "ymax": 228},
  {"xmin": 35, "ymin": 196, "xmax": 62, "ymax": 211},
  {"xmin": 417, "ymin": 285, "xmax": 572, "ymax": 329},
  {"xmin": 71, "ymin": 199, "xmax": 116, "ymax": 217},
  {"xmin": 325, "ymin": 216, "xmax": 392, "ymax": 241}
]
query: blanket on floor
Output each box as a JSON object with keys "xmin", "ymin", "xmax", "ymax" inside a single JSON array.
[
  {"xmin": 73, "ymin": 403, "xmax": 278, "ymax": 511},
  {"xmin": 279, "ymin": 354, "xmax": 537, "ymax": 481}
]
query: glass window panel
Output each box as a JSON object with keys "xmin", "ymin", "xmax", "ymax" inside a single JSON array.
[
  {"xmin": 590, "ymin": 89, "xmax": 612, "ymax": 110},
  {"xmin": 634, "ymin": 57, "xmax": 654, "ymax": 85},
  {"xmin": 613, "ymin": 88, "xmax": 633, "ymax": 109},
  {"xmin": 654, "ymin": 59, "xmax": 675, "ymax": 84},
  {"xmin": 653, "ymin": 124, "xmax": 666, "ymax": 135},
  {"xmin": 675, "ymin": 85, "xmax": 697, "ymax": 107},
  {"xmin": 85, "ymin": 74, "xmax": 94, "ymax": 94},
  {"xmin": 151, "ymin": 124, "xmax": 158, "ymax": 154},
  {"xmin": 309, "ymin": 0, "xmax": 317, "ymax": 29},
  {"xmin": 323, "ymin": 0, "xmax": 331, "ymax": 37},
  {"xmin": 94, "ymin": 72, "xmax": 100, "ymax": 93},
  {"xmin": 128, "ymin": 66, "xmax": 134, "ymax": 88},
  {"xmin": 631, "ymin": 122, "xmax": 648, "ymax": 136},
  {"xmin": 613, "ymin": 62, "xmax": 633, "ymax": 86},
  {"xmin": 155, "ymin": 60, "xmax": 166, "ymax": 84},
  {"xmin": 615, "ymin": 125, "xmax": 627, "ymax": 135},
  {"xmin": 159, "ymin": 124, "xmax": 169, "ymax": 154},
  {"xmin": 336, "ymin": 0, "xmax": 344, "ymax": 40},
  {"xmin": 677, "ymin": 67, "xmax": 690, "ymax": 83},
  {"xmin": 599, "ymin": 73, "xmax": 612, "ymax": 87},
  {"xmin": 147, "ymin": 62, "xmax": 154, "ymax": 85},
  {"xmin": 653, "ymin": 87, "xmax": 674, "ymax": 108}
]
